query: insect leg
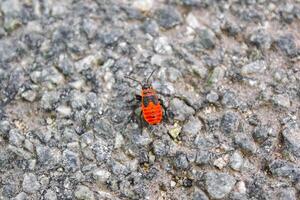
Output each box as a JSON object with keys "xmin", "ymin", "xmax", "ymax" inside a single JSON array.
[
  {"xmin": 138, "ymin": 110, "xmax": 144, "ymax": 131},
  {"xmin": 135, "ymin": 94, "xmax": 142, "ymax": 101}
]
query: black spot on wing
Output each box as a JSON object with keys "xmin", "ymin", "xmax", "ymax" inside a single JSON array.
[{"xmin": 143, "ymin": 95, "xmax": 159, "ymax": 107}]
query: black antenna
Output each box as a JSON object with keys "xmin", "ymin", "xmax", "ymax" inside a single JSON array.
[
  {"xmin": 146, "ymin": 69, "xmax": 156, "ymax": 84},
  {"xmin": 125, "ymin": 75, "xmax": 142, "ymax": 86}
]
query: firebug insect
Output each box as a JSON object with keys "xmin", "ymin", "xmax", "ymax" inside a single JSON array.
[{"xmin": 125, "ymin": 70, "xmax": 163, "ymax": 125}]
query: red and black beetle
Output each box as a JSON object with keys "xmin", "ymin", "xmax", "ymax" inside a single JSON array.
[{"xmin": 125, "ymin": 70, "xmax": 163, "ymax": 125}]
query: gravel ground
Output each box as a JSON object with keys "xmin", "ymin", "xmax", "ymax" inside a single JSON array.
[{"xmin": 0, "ymin": 0, "xmax": 300, "ymax": 199}]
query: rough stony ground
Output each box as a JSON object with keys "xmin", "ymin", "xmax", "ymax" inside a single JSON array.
[{"xmin": 0, "ymin": 0, "xmax": 300, "ymax": 199}]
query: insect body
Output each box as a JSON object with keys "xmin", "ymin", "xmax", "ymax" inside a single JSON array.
[
  {"xmin": 141, "ymin": 84, "xmax": 163, "ymax": 125},
  {"xmin": 125, "ymin": 70, "xmax": 163, "ymax": 125}
]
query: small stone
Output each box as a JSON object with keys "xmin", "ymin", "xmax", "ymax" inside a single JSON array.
[
  {"xmin": 269, "ymin": 159, "xmax": 300, "ymax": 181},
  {"xmin": 168, "ymin": 122, "xmax": 182, "ymax": 139},
  {"xmin": 188, "ymin": 29, "xmax": 216, "ymax": 52},
  {"xmin": 21, "ymin": 90, "xmax": 37, "ymax": 102},
  {"xmin": 252, "ymin": 125, "xmax": 272, "ymax": 143},
  {"xmin": 174, "ymin": 152, "xmax": 189, "ymax": 170},
  {"xmin": 132, "ymin": 0, "xmax": 153, "ymax": 12},
  {"xmin": 153, "ymin": 37, "xmax": 172, "ymax": 55},
  {"xmin": 208, "ymin": 67, "xmax": 225, "ymax": 84},
  {"xmin": 206, "ymin": 91, "xmax": 219, "ymax": 103},
  {"xmin": 205, "ymin": 172, "xmax": 236, "ymax": 199},
  {"xmin": 181, "ymin": 0, "xmax": 202, "ymax": 6},
  {"xmin": 221, "ymin": 112, "xmax": 239, "ymax": 135},
  {"xmin": 92, "ymin": 138, "xmax": 111, "ymax": 162},
  {"xmin": 44, "ymin": 189, "xmax": 57, "ymax": 200},
  {"xmin": 170, "ymin": 98, "xmax": 195, "ymax": 121},
  {"xmin": 186, "ymin": 13, "xmax": 200, "ymax": 29},
  {"xmin": 222, "ymin": 20, "xmax": 240, "ymax": 37},
  {"xmin": 241, "ymin": 60, "xmax": 267, "ymax": 76},
  {"xmin": 82, "ymin": 18, "xmax": 98, "ymax": 40},
  {"xmin": 23, "ymin": 139, "xmax": 34, "ymax": 152},
  {"xmin": 276, "ymin": 34, "xmax": 297, "ymax": 57},
  {"xmin": 22, "ymin": 173, "xmax": 40, "ymax": 194},
  {"xmin": 40, "ymin": 91, "xmax": 60, "ymax": 110},
  {"xmin": 236, "ymin": 181, "xmax": 246, "ymax": 194},
  {"xmin": 63, "ymin": 149, "xmax": 80, "ymax": 172},
  {"xmin": 101, "ymin": 30, "xmax": 122, "ymax": 46},
  {"xmin": 56, "ymin": 105, "xmax": 72, "ymax": 117},
  {"xmin": 36, "ymin": 145, "xmax": 61, "ymax": 168},
  {"xmin": 182, "ymin": 116, "xmax": 202, "ymax": 136},
  {"xmin": 213, "ymin": 154, "xmax": 229, "ymax": 169},
  {"xmin": 9, "ymin": 129, "xmax": 24, "ymax": 147},
  {"xmin": 276, "ymin": 187, "xmax": 297, "ymax": 200},
  {"xmin": 229, "ymin": 151, "xmax": 244, "ymax": 171},
  {"xmin": 93, "ymin": 169, "xmax": 111, "ymax": 185},
  {"xmin": 69, "ymin": 79, "xmax": 85, "ymax": 90},
  {"xmin": 272, "ymin": 94, "xmax": 291, "ymax": 108},
  {"xmin": 197, "ymin": 29, "xmax": 216, "ymax": 49},
  {"xmin": 114, "ymin": 133, "xmax": 124, "ymax": 149},
  {"xmin": 195, "ymin": 150, "xmax": 215, "ymax": 166},
  {"xmin": 111, "ymin": 161, "xmax": 129, "ymax": 176},
  {"xmin": 70, "ymin": 91, "xmax": 87, "ymax": 109},
  {"xmin": 282, "ymin": 124, "xmax": 300, "ymax": 158},
  {"xmin": 235, "ymin": 133, "xmax": 257, "ymax": 154},
  {"xmin": 14, "ymin": 192, "xmax": 27, "ymax": 200},
  {"xmin": 154, "ymin": 6, "xmax": 182, "ymax": 29},
  {"xmin": 132, "ymin": 129, "xmax": 153, "ymax": 146},
  {"xmin": 170, "ymin": 180, "xmax": 176, "ymax": 187},
  {"xmin": 7, "ymin": 145, "xmax": 32, "ymax": 159},
  {"xmin": 190, "ymin": 64, "xmax": 208, "ymax": 79},
  {"xmin": 221, "ymin": 90, "xmax": 239, "ymax": 109},
  {"xmin": 74, "ymin": 185, "xmax": 95, "ymax": 200},
  {"xmin": 153, "ymin": 140, "xmax": 169, "ymax": 157},
  {"xmin": 249, "ymin": 29, "xmax": 272, "ymax": 50},
  {"xmin": 141, "ymin": 19, "xmax": 159, "ymax": 36},
  {"xmin": 192, "ymin": 188, "xmax": 209, "ymax": 200}
]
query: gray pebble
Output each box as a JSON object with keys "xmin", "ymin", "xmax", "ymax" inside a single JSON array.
[
  {"xmin": 182, "ymin": 116, "xmax": 202, "ymax": 137},
  {"xmin": 252, "ymin": 125, "xmax": 272, "ymax": 143},
  {"xmin": 269, "ymin": 159, "xmax": 300, "ymax": 181},
  {"xmin": 44, "ymin": 189, "xmax": 57, "ymax": 200},
  {"xmin": 21, "ymin": 90, "xmax": 37, "ymax": 102},
  {"xmin": 272, "ymin": 94, "xmax": 291, "ymax": 108},
  {"xmin": 154, "ymin": 6, "xmax": 182, "ymax": 29},
  {"xmin": 241, "ymin": 60, "xmax": 267, "ymax": 76},
  {"xmin": 174, "ymin": 152, "xmax": 189, "ymax": 170},
  {"xmin": 282, "ymin": 124, "xmax": 300, "ymax": 158},
  {"xmin": 22, "ymin": 173, "xmax": 40, "ymax": 194},
  {"xmin": 221, "ymin": 90, "xmax": 239, "ymax": 109},
  {"xmin": 229, "ymin": 151, "xmax": 244, "ymax": 171},
  {"xmin": 192, "ymin": 188, "xmax": 209, "ymax": 200},
  {"xmin": 9, "ymin": 129, "xmax": 24, "ymax": 147},
  {"xmin": 276, "ymin": 35, "xmax": 297, "ymax": 57},
  {"xmin": 40, "ymin": 91, "xmax": 60, "ymax": 110},
  {"xmin": 93, "ymin": 168, "xmax": 111, "ymax": 185},
  {"xmin": 235, "ymin": 133, "xmax": 257, "ymax": 154},
  {"xmin": 276, "ymin": 187, "xmax": 297, "ymax": 200},
  {"xmin": 63, "ymin": 149, "xmax": 80, "ymax": 172},
  {"xmin": 248, "ymin": 29, "xmax": 272, "ymax": 50},
  {"xmin": 205, "ymin": 172, "xmax": 236, "ymax": 199},
  {"xmin": 14, "ymin": 192, "xmax": 27, "ymax": 200},
  {"xmin": 221, "ymin": 111, "xmax": 239, "ymax": 135},
  {"xmin": 74, "ymin": 185, "xmax": 95, "ymax": 200},
  {"xmin": 195, "ymin": 150, "xmax": 215, "ymax": 166},
  {"xmin": 170, "ymin": 98, "xmax": 195, "ymax": 121},
  {"xmin": 206, "ymin": 91, "xmax": 219, "ymax": 103},
  {"xmin": 153, "ymin": 140, "xmax": 169, "ymax": 157}
]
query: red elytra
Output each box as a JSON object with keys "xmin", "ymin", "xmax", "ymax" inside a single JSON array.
[{"xmin": 141, "ymin": 87, "xmax": 163, "ymax": 125}]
